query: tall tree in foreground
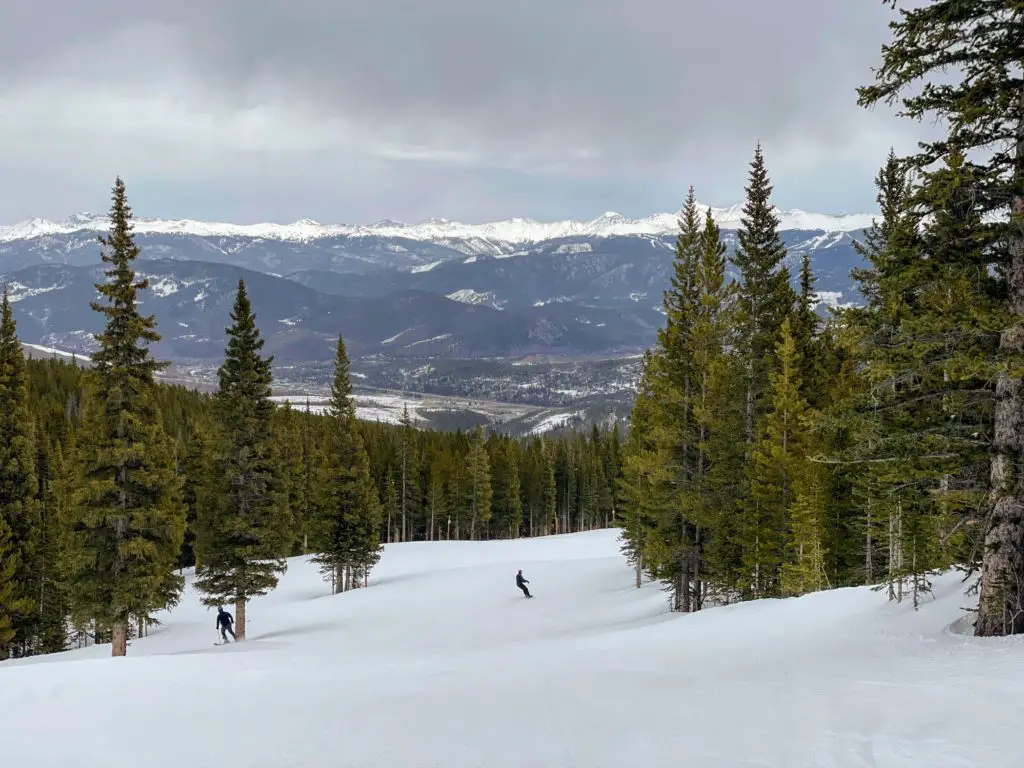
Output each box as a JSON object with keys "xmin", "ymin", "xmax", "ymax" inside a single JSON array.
[
  {"xmin": 0, "ymin": 287, "xmax": 40, "ymax": 657},
  {"xmin": 65, "ymin": 178, "xmax": 186, "ymax": 656},
  {"xmin": 312, "ymin": 334, "xmax": 382, "ymax": 592},
  {"xmin": 858, "ymin": 1, "xmax": 1023, "ymax": 635},
  {"xmin": 733, "ymin": 144, "xmax": 797, "ymax": 443},
  {"xmin": 194, "ymin": 280, "xmax": 287, "ymax": 639}
]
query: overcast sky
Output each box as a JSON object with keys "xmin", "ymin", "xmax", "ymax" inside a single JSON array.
[{"xmin": 0, "ymin": 0, "xmax": 930, "ymax": 225}]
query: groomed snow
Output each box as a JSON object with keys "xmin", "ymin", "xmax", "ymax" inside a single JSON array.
[{"xmin": 1, "ymin": 529, "xmax": 1021, "ymax": 767}]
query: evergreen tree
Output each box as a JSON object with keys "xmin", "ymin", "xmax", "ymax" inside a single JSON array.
[
  {"xmin": 465, "ymin": 426, "xmax": 493, "ymax": 539},
  {"xmin": 397, "ymin": 405, "xmax": 421, "ymax": 542},
  {"xmin": 0, "ymin": 516, "xmax": 30, "ymax": 658},
  {"xmin": 733, "ymin": 144, "xmax": 798, "ymax": 441},
  {"xmin": 179, "ymin": 419, "xmax": 213, "ymax": 570},
  {"xmin": 743, "ymin": 317, "xmax": 814, "ymax": 598},
  {"xmin": 194, "ymin": 279, "xmax": 287, "ymax": 639},
  {"xmin": 312, "ymin": 334, "xmax": 383, "ymax": 592},
  {"xmin": 792, "ymin": 252, "xmax": 825, "ymax": 409},
  {"xmin": 858, "ymin": 0, "xmax": 1024, "ymax": 636},
  {"xmin": 0, "ymin": 286, "xmax": 40, "ymax": 656},
  {"xmin": 64, "ymin": 177, "xmax": 186, "ymax": 656},
  {"xmin": 36, "ymin": 439, "xmax": 72, "ymax": 653}
]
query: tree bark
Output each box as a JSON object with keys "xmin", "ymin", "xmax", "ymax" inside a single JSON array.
[
  {"xmin": 234, "ymin": 598, "xmax": 247, "ymax": 641},
  {"xmin": 111, "ymin": 620, "xmax": 128, "ymax": 657},
  {"xmin": 978, "ymin": 90, "xmax": 1024, "ymax": 637}
]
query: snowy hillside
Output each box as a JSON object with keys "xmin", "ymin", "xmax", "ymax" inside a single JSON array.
[
  {"xmin": 1, "ymin": 529, "xmax": 1020, "ymax": 767},
  {"xmin": 0, "ymin": 205, "xmax": 875, "ymax": 244}
]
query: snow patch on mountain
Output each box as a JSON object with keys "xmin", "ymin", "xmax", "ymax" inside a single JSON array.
[
  {"xmin": 6, "ymin": 282, "xmax": 67, "ymax": 303},
  {"xmin": 446, "ymin": 289, "xmax": 503, "ymax": 309}
]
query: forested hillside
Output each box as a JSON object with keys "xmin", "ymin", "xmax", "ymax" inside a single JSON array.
[
  {"xmin": 618, "ymin": 0, "xmax": 1023, "ymax": 639},
  {"xmin": 0, "ymin": 181, "xmax": 622, "ymax": 659}
]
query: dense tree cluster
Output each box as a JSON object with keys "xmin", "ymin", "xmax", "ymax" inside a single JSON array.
[
  {"xmin": 0, "ymin": 179, "xmax": 624, "ymax": 658},
  {"xmin": 620, "ymin": 0, "xmax": 1024, "ymax": 637}
]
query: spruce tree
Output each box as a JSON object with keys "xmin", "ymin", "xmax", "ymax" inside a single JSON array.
[
  {"xmin": 0, "ymin": 515, "xmax": 31, "ymax": 658},
  {"xmin": 194, "ymin": 279, "xmax": 287, "ymax": 639},
  {"xmin": 733, "ymin": 144, "xmax": 797, "ymax": 441},
  {"xmin": 37, "ymin": 439, "xmax": 72, "ymax": 654},
  {"xmin": 858, "ymin": 0, "xmax": 1024, "ymax": 636},
  {"xmin": 0, "ymin": 286, "xmax": 40, "ymax": 657},
  {"xmin": 65, "ymin": 177, "xmax": 186, "ymax": 656},
  {"xmin": 312, "ymin": 334, "xmax": 382, "ymax": 592},
  {"xmin": 466, "ymin": 425, "xmax": 493, "ymax": 539}
]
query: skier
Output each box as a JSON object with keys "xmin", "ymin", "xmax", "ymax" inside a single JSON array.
[
  {"xmin": 516, "ymin": 569, "xmax": 532, "ymax": 598},
  {"xmin": 216, "ymin": 606, "xmax": 236, "ymax": 643}
]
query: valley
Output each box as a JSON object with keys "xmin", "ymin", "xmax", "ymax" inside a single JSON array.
[{"xmin": 3, "ymin": 206, "xmax": 869, "ymax": 433}]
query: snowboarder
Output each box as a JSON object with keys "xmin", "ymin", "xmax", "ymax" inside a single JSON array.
[
  {"xmin": 516, "ymin": 569, "xmax": 532, "ymax": 598},
  {"xmin": 216, "ymin": 606, "xmax": 236, "ymax": 643}
]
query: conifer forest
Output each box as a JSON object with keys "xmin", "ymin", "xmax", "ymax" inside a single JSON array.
[{"xmin": 1, "ymin": 0, "xmax": 1023, "ymax": 664}]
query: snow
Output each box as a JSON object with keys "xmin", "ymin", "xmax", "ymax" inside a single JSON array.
[
  {"xmin": 271, "ymin": 393, "xmax": 425, "ymax": 425},
  {"xmin": 381, "ymin": 328, "xmax": 413, "ymax": 344},
  {"xmin": 406, "ymin": 333, "xmax": 451, "ymax": 348},
  {"xmin": 20, "ymin": 343, "xmax": 91, "ymax": 361},
  {"xmin": 1, "ymin": 529, "xmax": 1021, "ymax": 768},
  {"xmin": 4, "ymin": 280, "xmax": 66, "ymax": 303},
  {"xmin": 0, "ymin": 204, "xmax": 879, "ymax": 246},
  {"xmin": 528, "ymin": 410, "xmax": 581, "ymax": 434},
  {"xmin": 445, "ymin": 289, "xmax": 501, "ymax": 308},
  {"xmin": 411, "ymin": 260, "xmax": 445, "ymax": 273}
]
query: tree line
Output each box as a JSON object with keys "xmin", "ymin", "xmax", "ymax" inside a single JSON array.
[
  {"xmin": 619, "ymin": 0, "xmax": 1024, "ymax": 637},
  {"xmin": 0, "ymin": 180, "xmax": 624, "ymax": 659}
]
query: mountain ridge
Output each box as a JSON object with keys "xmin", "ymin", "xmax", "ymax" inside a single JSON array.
[{"xmin": 0, "ymin": 205, "xmax": 878, "ymax": 244}]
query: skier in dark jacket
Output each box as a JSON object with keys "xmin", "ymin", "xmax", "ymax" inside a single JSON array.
[
  {"xmin": 516, "ymin": 569, "xmax": 532, "ymax": 598},
  {"xmin": 216, "ymin": 606, "xmax": 236, "ymax": 642}
]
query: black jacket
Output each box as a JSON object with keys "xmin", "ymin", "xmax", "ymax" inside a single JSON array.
[
  {"xmin": 516, "ymin": 572, "xmax": 528, "ymax": 587},
  {"xmin": 216, "ymin": 611, "xmax": 233, "ymax": 629}
]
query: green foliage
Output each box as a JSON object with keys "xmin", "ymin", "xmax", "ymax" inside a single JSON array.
[
  {"xmin": 0, "ymin": 287, "xmax": 40, "ymax": 656},
  {"xmin": 63, "ymin": 178, "xmax": 186, "ymax": 655},
  {"xmin": 312, "ymin": 335, "xmax": 383, "ymax": 592},
  {"xmin": 193, "ymin": 280, "xmax": 288, "ymax": 611}
]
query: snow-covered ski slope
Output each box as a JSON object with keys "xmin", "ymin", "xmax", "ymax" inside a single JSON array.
[{"xmin": 1, "ymin": 529, "xmax": 1022, "ymax": 767}]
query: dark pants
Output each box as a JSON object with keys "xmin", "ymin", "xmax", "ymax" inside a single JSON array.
[
  {"xmin": 220, "ymin": 625, "xmax": 236, "ymax": 642},
  {"xmin": 518, "ymin": 583, "xmax": 531, "ymax": 598}
]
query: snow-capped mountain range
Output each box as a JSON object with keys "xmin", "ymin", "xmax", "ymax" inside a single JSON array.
[
  {"xmin": 0, "ymin": 202, "xmax": 874, "ymax": 385},
  {"xmin": 0, "ymin": 205, "xmax": 876, "ymax": 245}
]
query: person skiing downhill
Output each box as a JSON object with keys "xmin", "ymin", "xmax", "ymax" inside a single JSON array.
[
  {"xmin": 216, "ymin": 606, "xmax": 236, "ymax": 643},
  {"xmin": 516, "ymin": 569, "xmax": 532, "ymax": 598}
]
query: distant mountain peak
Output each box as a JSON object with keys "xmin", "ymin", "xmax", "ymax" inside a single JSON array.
[{"xmin": 0, "ymin": 204, "xmax": 878, "ymax": 245}]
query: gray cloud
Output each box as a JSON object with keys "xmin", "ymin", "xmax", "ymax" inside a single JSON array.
[{"xmin": 0, "ymin": 0, "xmax": 928, "ymax": 224}]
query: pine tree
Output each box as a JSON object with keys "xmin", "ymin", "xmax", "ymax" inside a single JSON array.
[
  {"xmin": 858, "ymin": 0, "xmax": 1024, "ymax": 636},
  {"xmin": 194, "ymin": 279, "xmax": 287, "ymax": 639},
  {"xmin": 683, "ymin": 207, "xmax": 741, "ymax": 603},
  {"xmin": 64, "ymin": 177, "xmax": 186, "ymax": 656},
  {"xmin": 312, "ymin": 334, "xmax": 383, "ymax": 592},
  {"xmin": 0, "ymin": 286, "xmax": 40, "ymax": 657},
  {"xmin": 733, "ymin": 144, "xmax": 798, "ymax": 442},
  {"xmin": 397, "ymin": 405, "xmax": 421, "ymax": 542},
  {"xmin": 744, "ymin": 317, "xmax": 811, "ymax": 598},
  {"xmin": 0, "ymin": 515, "xmax": 31, "ymax": 658},
  {"xmin": 466, "ymin": 426, "xmax": 493, "ymax": 539},
  {"xmin": 791, "ymin": 252, "xmax": 825, "ymax": 409},
  {"xmin": 179, "ymin": 419, "xmax": 213, "ymax": 570},
  {"xmin": 36, "ymin": 439, "xmax": 72, "ymax": 653}
]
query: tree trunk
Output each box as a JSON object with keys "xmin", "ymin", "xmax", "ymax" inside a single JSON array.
[
  {"xmin": 979, "ymin": 94, "xmax": 1024, "ymax": 636},
  {"xmin": 111, "ymin": 620, "xmax": 128, "ymax": 657},
  {"xmin": 234, "ymin": 599, "xmax": 247, "ymax": 640}
]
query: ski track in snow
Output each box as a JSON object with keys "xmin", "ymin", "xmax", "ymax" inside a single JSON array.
[{"xmin": 1, "ymin": 529, "xmax": 1021, "ymax": 767}]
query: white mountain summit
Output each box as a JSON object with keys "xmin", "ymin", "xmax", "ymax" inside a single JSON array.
[{"xmin": 0, "ymin": 205, "xmax": 877, "ymax": 245}]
